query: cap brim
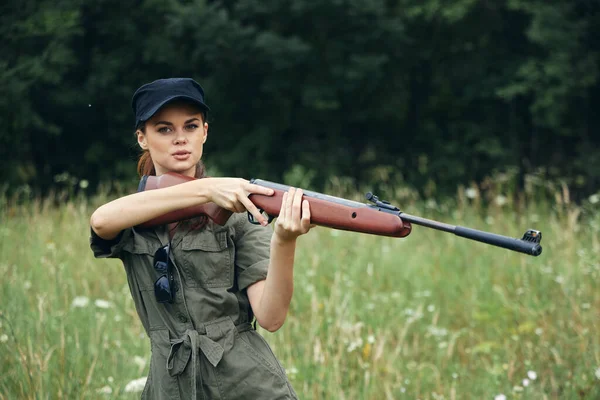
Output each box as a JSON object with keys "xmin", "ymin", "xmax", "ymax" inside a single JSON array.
[{"xmin": 139, "ymin": 95, "xmax": 210, "ymax": 125}]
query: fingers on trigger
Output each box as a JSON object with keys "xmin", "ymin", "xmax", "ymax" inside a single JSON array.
[{"xmin": 242, "ymin": 198, "xmax": 265, "ymax": 225}]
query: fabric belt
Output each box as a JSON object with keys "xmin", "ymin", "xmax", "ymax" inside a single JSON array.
[{"xmin": 166, "ymin": 318, "xmax": 253, "ymax": 400}]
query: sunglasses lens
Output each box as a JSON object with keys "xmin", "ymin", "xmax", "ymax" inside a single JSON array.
[
  {"xmin": 153, "ymin": 245, "xmax": 173, "ymax": 303},
  {"xmin": 154, "ymin": 275, "xmax": 172, "ymax": 303},
  {"xmin": 154, "ymin": 260, "xmax": 168, "ymax": 274},
  {"xmin": 154, "ymin": 246, "xmax": 169, "ymax": 263}
]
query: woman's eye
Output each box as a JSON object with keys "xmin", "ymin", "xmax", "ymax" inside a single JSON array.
[
  {"xmin": 185, "ymin": 124, "xmax": 199, "ymax": 131},
  {"xmin": 157, "ymin": 127, "xmax": 171, "ymax": 133}
]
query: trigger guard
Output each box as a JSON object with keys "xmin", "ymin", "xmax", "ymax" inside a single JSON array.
[{"xmin": 247, "ymin": 209, "xmax": 274, "ymax": 225}]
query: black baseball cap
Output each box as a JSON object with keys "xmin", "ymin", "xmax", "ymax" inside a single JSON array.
[{"xmin": 131, "ymin": 78, "xmax": 210, "ymax": 128}]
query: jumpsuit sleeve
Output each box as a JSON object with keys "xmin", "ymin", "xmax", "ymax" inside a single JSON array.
[
  {"xmin": 234, "ymin": 216, "xmax": 273, "ymax": 291},
  {"xmin": 89, "ymin": 227, "xmax": 133, "ymax": 259}
]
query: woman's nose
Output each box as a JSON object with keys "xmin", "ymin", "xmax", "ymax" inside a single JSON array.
[{"xmin": 174, "ymin": 132, "xmax": 187, "ymax": 145}]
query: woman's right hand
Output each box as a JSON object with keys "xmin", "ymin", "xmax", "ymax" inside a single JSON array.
[{"xmin": 207, "ymin": 178, "xmax": 274, "ymax": 226}]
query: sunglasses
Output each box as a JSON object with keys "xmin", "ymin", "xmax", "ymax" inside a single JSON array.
[{"xmin": 153, "ymin": 244, "xmax": 175, "ymax": 304}]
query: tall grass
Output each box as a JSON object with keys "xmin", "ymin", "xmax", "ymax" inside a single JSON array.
[{"xmin": 0, "ymin": 182, "xmax": 598, "ymax": 399}]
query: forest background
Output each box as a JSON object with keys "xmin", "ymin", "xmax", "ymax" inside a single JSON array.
[{"xmin": 1, "ymin": 0, "xmax": 599, "ymax": 201}]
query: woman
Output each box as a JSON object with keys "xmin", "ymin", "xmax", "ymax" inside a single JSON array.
[{"xmin": 90, "ymin": 78, "xmax": 311, "ymax": 399}]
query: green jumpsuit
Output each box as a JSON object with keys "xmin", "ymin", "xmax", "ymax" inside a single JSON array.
[{"xmin": 90, "ymin": 213, "xmax": 298, "ymax": 399}]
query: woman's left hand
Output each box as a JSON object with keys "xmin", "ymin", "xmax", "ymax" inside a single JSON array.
[{"xmin": 273, "ymin": 187, "xmax": 313, "ymax": 242}]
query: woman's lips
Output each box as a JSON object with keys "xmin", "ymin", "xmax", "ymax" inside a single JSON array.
[{"xmin": 173, "ymin": 152, "xmax": 191, "ymax": 161}]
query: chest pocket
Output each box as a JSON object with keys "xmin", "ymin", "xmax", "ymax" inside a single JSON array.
[
  {"xmin": 178, "ymin": 229, "xmax": 233, "ymax": 288},
  {"xmin": 122, "ymin": 233, "xmax": 162, "ymax": 291}
]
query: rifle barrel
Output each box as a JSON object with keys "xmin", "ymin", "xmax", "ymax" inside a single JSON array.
[{"xmin": 399, "ymin": 213, "xmax": 542, "ymax": 257}]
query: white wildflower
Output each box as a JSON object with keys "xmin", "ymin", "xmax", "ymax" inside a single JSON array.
[
  {"xmin": 427, "ymin": 304, "xmax": 435, "ymax": 312},
  {"xmin": 107, "ymin": 376, "xmax": 114, "ymax": 383},
  {"xmin": 595, "ymin": 367, "xmax": 600, "ymax": 380},
  {"xmin": 452, "ymin": 373, "xmax": 458, "ymax": 379},
  {"xmin": 71, "ymin": 296, "xmax": 90, "ymax": 308},
  {"xmin": 589, "ymin": 194, "xmax": 599, "ymax": 204},
  {"xmin": 582, "ymin": 303, "xmax": 591, "ymax": 309},
  {"xmin": 367, "ymin": 335, "xmax": 375, "ymax": 344},
  {"xmin": 494, "ymin": 395, "xmax": 507, "ymax": 400},
  {"xmin": 535, "ymin": 328, "xmax": 543, "ymax": 336},
  {"xmin": 0, "ymin": 334, "xmax": 8, "ymax": 343},
  {"xmin": 79, "ymin": 180, "xmax": 89, "ymax": 189},
  {"xmin": 527, "ymin": 370, "xmax": 537, "ymax": 380},
  {"xmin": 495, "ymin": 195, "xmax": 507, "ymax": 206},
  {"xmin": 426, "ymin": 199, "xmax": 437, "ymax": 209},
  {"xmin": 427, "ymin": 326, "xmax": 448, "ymax": 337},
  {"xmin": 522, "ymin": 378, "xmax": 530, "ymax": 387},
  {"xmin": 23, "ymin": 281, "xmax": 32, "ymax": 290},
  {"xmin": 133, "ymin": 356, "xmax": 146, "ymax": 369},
  {"xmin": 400, "ymin": 387, "xmax": 406, "ymax": 393},
  {"xmin": 96, "ymin": 386, "xmax": 112, "ymax": 395},
  {"xmin": 465, "ymin": 188, "xmax": 477, "ymax": 199},
  {"xmin": 94, "ymin": 299, "xmax": 112, "ymax": 309},
  {"xmin": 347, "ymin": 338, "xmax": 363, "ymax": 353},
  {"xmin": 124, "ymin": 377, "xmax": 147, "ymax": 393},
  {"xmin": 287, "ymin": 367, "xmax": 298, "ymax": 375},
  {"xmin": 554, "ymin": 275, "xmax": 565, "ymax": 284}
]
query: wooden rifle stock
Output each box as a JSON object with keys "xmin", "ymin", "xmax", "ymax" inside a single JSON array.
[
  {"xmin": 136, "ymin": 173, "xmax": 412, "ymax": 238},
  {"xmin": 136, "ymin": 173, "xmax": 233, "ymax": 227}
]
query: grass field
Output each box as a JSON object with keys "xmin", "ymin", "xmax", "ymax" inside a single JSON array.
[{"xmin": 0, "ymin": 185, "xmax": 599, "ymax": 399}]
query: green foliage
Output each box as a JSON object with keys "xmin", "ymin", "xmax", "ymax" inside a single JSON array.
[{"xmin": 0, "ymin": 0, "xmax": 599, "ymax": 199}]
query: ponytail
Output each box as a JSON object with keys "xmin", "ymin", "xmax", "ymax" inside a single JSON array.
[{"xmin": 137, "ymin": 150, "xmax": 156, "ymax": 177}]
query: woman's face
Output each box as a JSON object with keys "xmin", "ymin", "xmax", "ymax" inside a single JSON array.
[{"xmin": 137, "ymin": 102, "xmax": 208, "ymax": 177}]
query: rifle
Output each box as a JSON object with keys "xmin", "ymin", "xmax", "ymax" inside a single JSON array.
[{"xmin": 137, "ymin": 172, "xmax": 543, "ymax": 257}]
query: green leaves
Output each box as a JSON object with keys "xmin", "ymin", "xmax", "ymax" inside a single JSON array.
[{"xmin": 1, "ymin": 0, "xmax": 599, "ymax": 199}]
